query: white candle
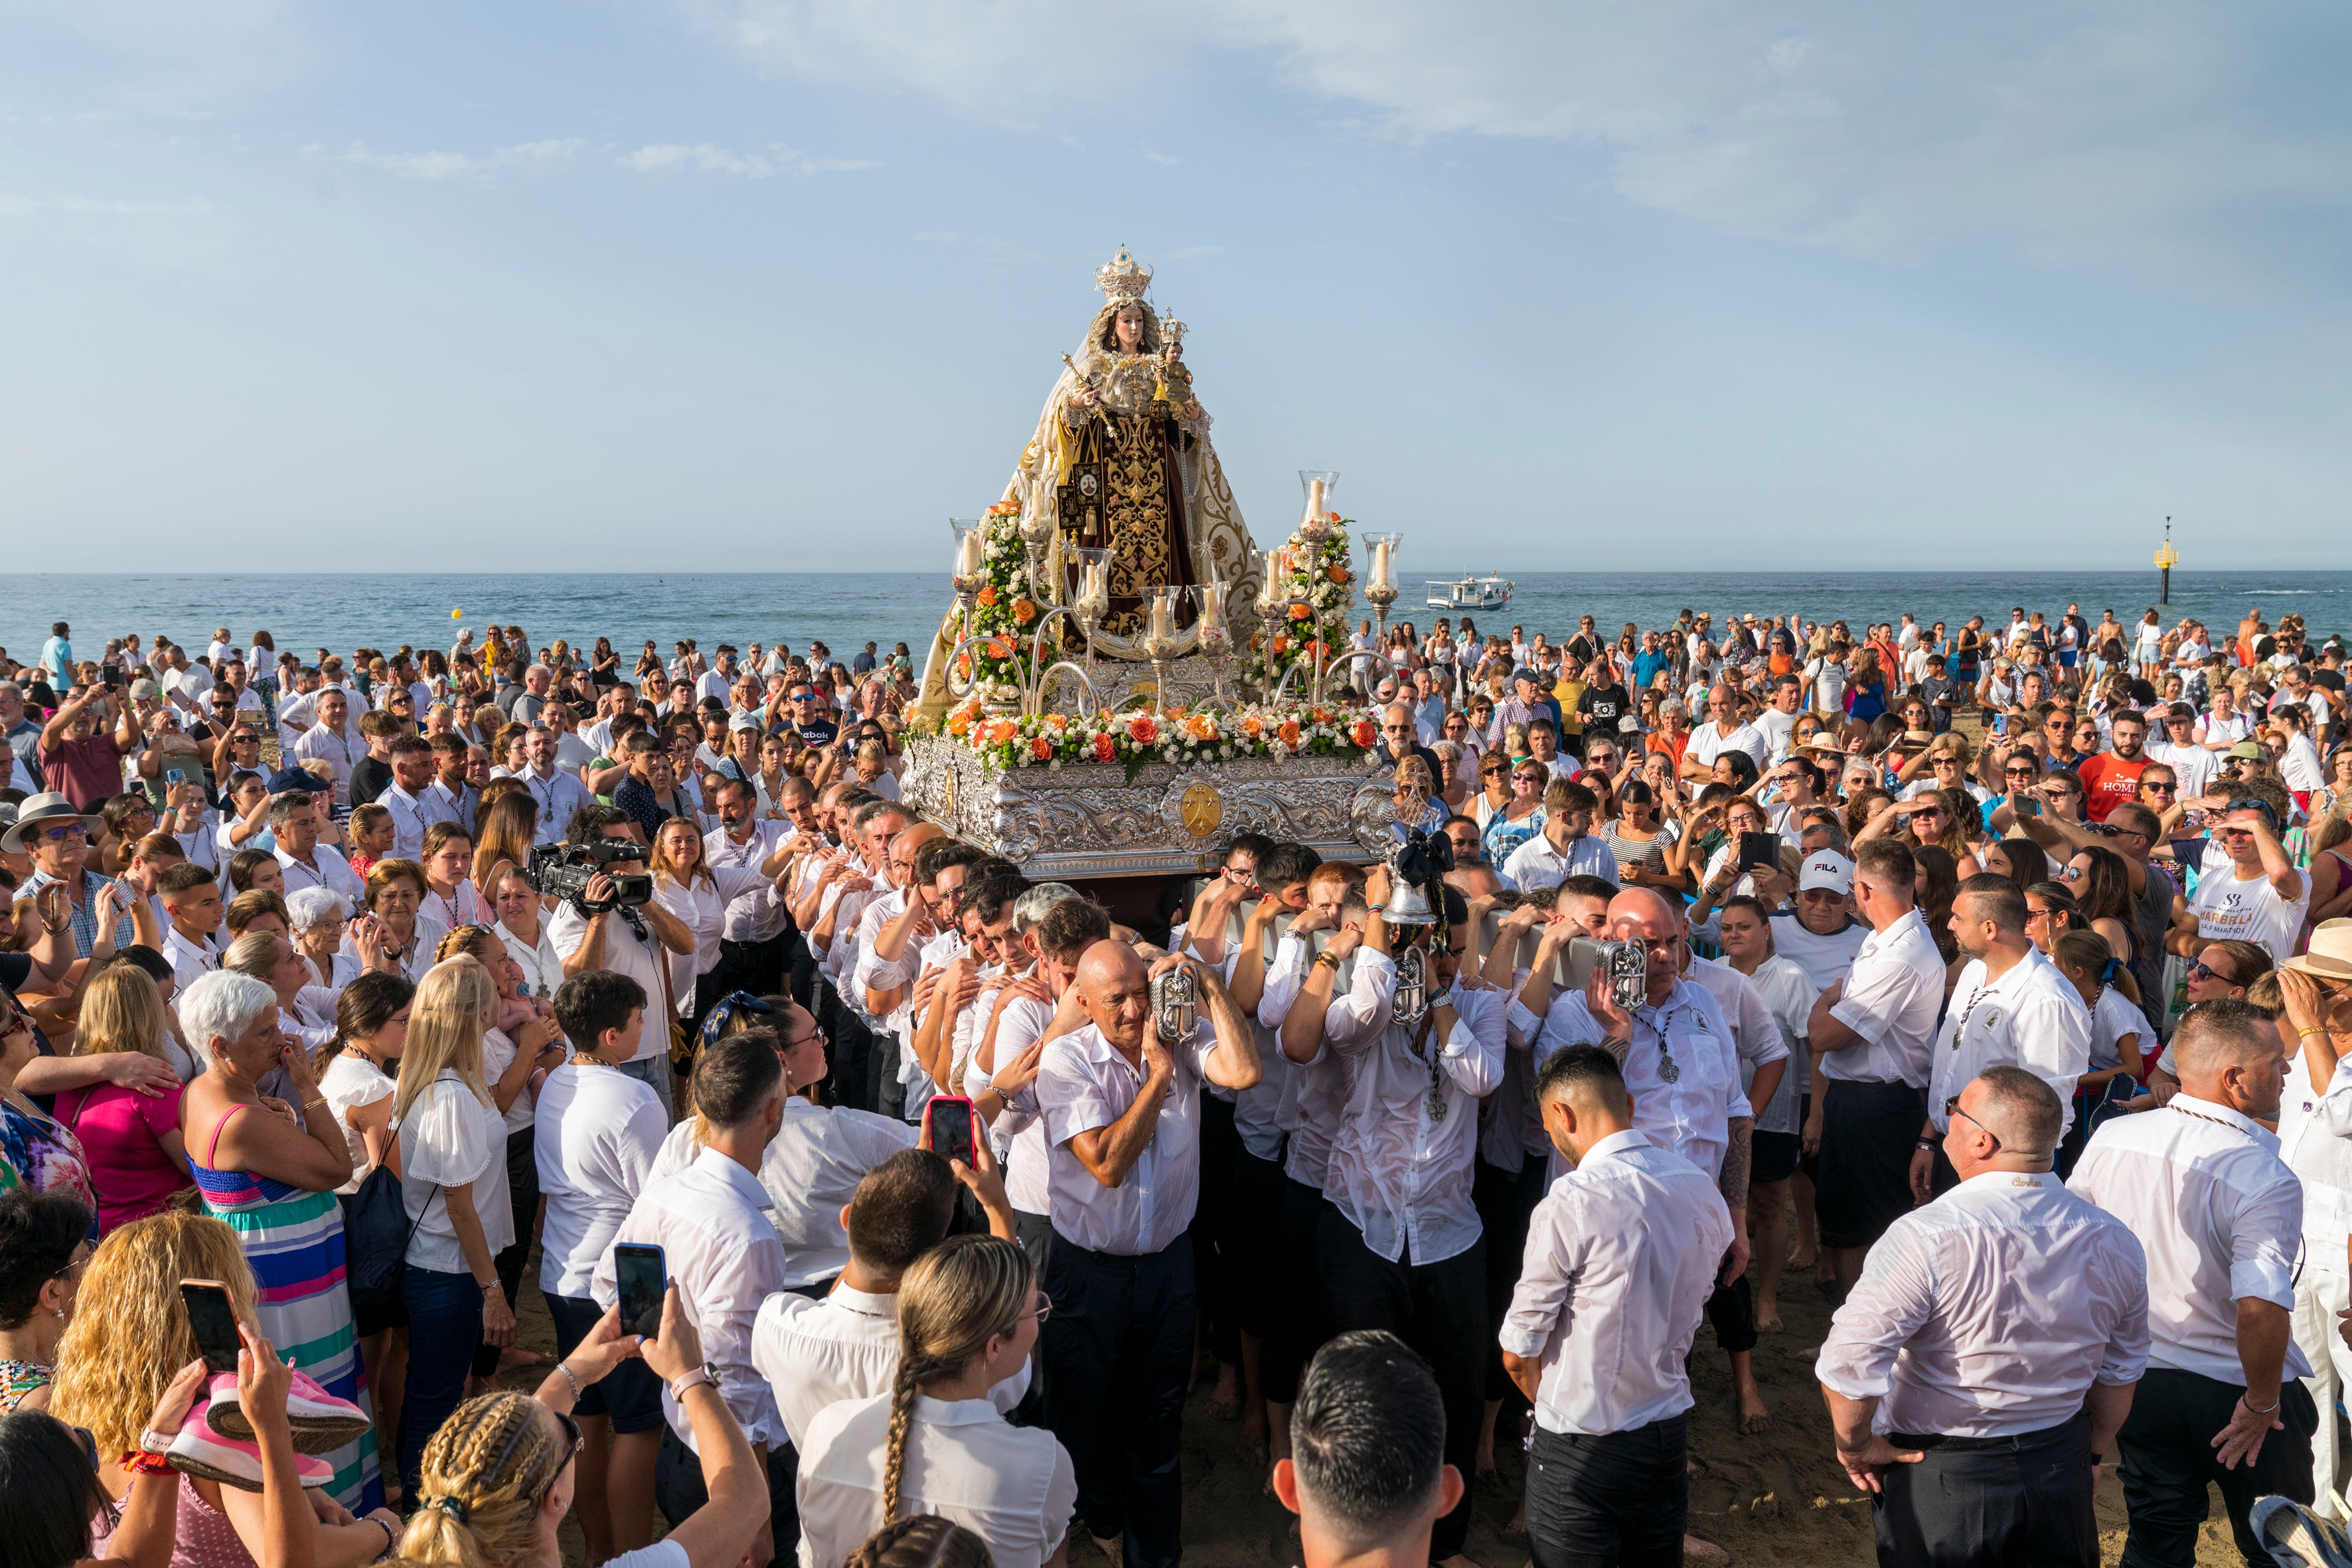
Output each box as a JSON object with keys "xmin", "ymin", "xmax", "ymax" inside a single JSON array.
[
  {"xmin": 1200, "ymin": 585, "xmax": 1224, "ymax": 629},
  {"xmin": 1150, "ymin": 595, "xmax": 1174, "ymax": 641},
  {"xmin": 957, "ymin": 529, "xmax": 982, "ymax": 576},
  {"xmin": 1306, "ymin": 478, "xmax": 1325, "ymax": 520},
  {"xmin": 1372, "ymin": 540, "xmax": 1392, "ymax": 589}
]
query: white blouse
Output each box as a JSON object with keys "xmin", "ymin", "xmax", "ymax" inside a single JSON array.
[{"xmin": 398, "ymin": 1068, "xmax": 514, "ymax": 1275}]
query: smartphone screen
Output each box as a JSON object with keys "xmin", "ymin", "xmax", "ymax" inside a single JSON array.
[
  {"xmin": 613, "ymin": 1243, "xmax": 666, "ymax": 1339},
  {"xmin": 180, "ymin": 1279, "xmax": 242, "ymax": 1374},
  {"xmin": 166, "ymin": 767, "xmax": 189, "ymax": 785},
  {"xmin": 1992, "ymin": 713, "xmax": 2009, "ymax": 736},
  {"xmin": 1737, "ymin": 831, "xmax": 1780, "ymax": 874},
  {"xmin": 925, "ymin": 1095, "xmax": 976, "ymax": 1168}
]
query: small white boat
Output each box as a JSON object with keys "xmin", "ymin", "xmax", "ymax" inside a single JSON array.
[{"xmin": 1427, "ymin": 574, "xmax": 1514, "ymax": 612}]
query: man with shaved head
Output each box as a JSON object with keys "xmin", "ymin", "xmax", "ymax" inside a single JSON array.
[
  {"xmin": 1819, "ymin": 1067, "xmax": 2146, "ymax": 1567},
  {"xmin": 1036, "ymin": 939, "xmax": 1262, "ymax": 1568},
  {"xmin": 2068, "ymin": 1000, "xmax": 2312, "ymax": 1567},
  {"xmin": 1510, "ymin": 884, "xmax": 1786, "ymax": 1444}
]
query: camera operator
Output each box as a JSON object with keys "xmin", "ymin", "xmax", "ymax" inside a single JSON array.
[{"xmin": 550, "ymin": 804, "xmax": 695, "ymax": 1117}]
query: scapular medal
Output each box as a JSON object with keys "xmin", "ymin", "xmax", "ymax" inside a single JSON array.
[{"xmin": 1410, "ymin": 1015, "xmax": 1447, "ymax": 1121}]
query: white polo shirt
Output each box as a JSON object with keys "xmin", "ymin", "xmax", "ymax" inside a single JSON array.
[
  {"xmin": 1822, "ymin": 909, "xmax": 1944, "ymax": 1088},
  {"xmin": 1686, "ymin": 720, "xmax": 1769, "ymax": 773},
  {"xmin": 534, "ymin": 1060, "xmax": 668, "ymax": 1300},
  {"xmin": 1500, "ymin": 831, "xmax": 1620, "ymax": 894},
  {"xmin": 1926, "ymin": 948, "xmax": 2093, "ymax": 1135}
]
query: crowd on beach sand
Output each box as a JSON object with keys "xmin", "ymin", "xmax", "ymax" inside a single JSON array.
[{"xmin": 2, "ymin": 591, "xmax": 2351, "ymax": 1568}]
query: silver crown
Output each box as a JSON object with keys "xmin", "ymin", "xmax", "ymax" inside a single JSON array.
[{"xmin": 1095, "ymin": 247, "xmax": 1152, "ymax": 303}]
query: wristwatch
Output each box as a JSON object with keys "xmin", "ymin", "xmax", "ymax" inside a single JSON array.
[{"xmin": 670, "ymin": 1364, "xmax": 722, "ymax": 1400}]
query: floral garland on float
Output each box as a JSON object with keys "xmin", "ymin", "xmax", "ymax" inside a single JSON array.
[
  {"xmin": 947, "ymin": 500, "xmax": 1044, "ymax": 704},
  {"xmin": 937, "ymin": 701, "xmax": 1379, "ymax": 786},
  {"xmin": 1244, "ymin": 470, "xmax": 1357, "ymax": 694}
]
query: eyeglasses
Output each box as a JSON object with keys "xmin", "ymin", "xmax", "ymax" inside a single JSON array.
[
  {"xmin": 40, "ymin": 824, "xmax": 89, "ymax": 842},
  {"xmin": 1024, "ymin": 1292, "xmax": 1056, "ymax": 1328},
  {"xmin": 2187, "ymin": 959, "xmax": 2239, "ymax": 985},
  {"xmin": 1944, "ymin": 1097, "xmax": 2003, "ymax": 1152}
]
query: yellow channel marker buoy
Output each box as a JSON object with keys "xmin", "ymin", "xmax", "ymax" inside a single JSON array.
[{"xmin": 452, "ymin": 609, "xmax": 463, "ymax": 618}]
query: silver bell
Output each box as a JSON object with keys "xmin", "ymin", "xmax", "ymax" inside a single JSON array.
[{"xmin": 1381, "ymin": 876, "xmax": 1437, "ymax": 927}]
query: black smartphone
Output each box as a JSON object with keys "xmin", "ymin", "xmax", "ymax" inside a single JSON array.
[
  {"xmin": 180, "ymin": 1279, "xmax": 242, "ymax": 1374},
  {"xmin": 2016, "ymin": 795, "xmax": 2041, "ymax": 817},
  {"xmin": 103, "ymin": 667, "xmax": 121, "ymax": 692},
  {"xmin": 613, "ymin": 1243, "xmax": 666, "ymax": 1340},
  {"xmin": 925, "ymin": 1095, "xmax": 976, "ymax": 1168},
  {"xmin": 1737, "ymin": 831, "xmax": 1781, "ymax": 874}
]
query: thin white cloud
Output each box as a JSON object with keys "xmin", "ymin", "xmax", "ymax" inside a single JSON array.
[
  {"xmin": 321, "ymin": 137, "xmax": 582, "ymax": 183},
  {"xmin": 618, "ymin": 141, "xmax": 876, "ymax": 177},
  {"xmin": 1142, "ymin": 143, "xmax": 1178, "ymax": 167},
  {"xmin": 688, "ymin": 1, "xmax": 2352, "ymax": 285}
]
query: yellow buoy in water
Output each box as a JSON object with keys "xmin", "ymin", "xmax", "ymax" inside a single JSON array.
[{"xmin": 451, "ymin": 609, "xmax": 463, "ymax": 618}]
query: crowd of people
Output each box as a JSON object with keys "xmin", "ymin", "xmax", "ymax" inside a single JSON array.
[{"xmin": 0, "ymin": 593, "xmax": 2349, "ymax": 1568}]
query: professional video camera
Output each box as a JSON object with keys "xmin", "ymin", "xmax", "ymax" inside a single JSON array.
[{"xmin": 525, "ymin": 838, "xmax": 653, "ymax": 915}]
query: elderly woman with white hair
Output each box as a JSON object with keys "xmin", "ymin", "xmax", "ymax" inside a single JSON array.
[
  {"xmin": 287, "ymin": 884, "xmax": 357, "ymax": 988},
  {"xmin": 176, "ymin": 967, "xmax": 383, "ymax": 1510}
]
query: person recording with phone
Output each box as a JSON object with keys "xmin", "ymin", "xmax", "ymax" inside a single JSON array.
[{"xmin": 595, "ymin": 1034, "xmax": 794, "ymax": 1567}]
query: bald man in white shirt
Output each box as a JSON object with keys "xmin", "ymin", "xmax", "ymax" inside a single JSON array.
[{"xmin": 1820, "ymin": 1067, "xmax": 2146, "ymax": 1567}]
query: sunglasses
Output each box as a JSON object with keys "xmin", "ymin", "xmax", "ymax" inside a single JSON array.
[
  {"xmin": 2187, "ymin": 959, "xmax": 2238, "ymax": 986},
  {"xmin": 1943, "ymin": 1097, "xmax": 2003, "ymax": 1152}
]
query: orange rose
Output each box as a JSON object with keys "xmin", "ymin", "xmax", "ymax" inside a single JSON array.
[
  {"xmin": 1288, "ymin": 602, "xmax": 1312, "ymax": 621},
  {"xmin": 1186, "ymin": 714, "xmax": 1215, "ymax": 742},
  {"xmin": 985, "ymin": 639, "xmax": 1013, "ymax": 659},
  {"xmin": 1310, "ymin": 706, "xmax": 1334, "ymax": 726},
  {"xmin": 955, "ymin": 655, "xmax": 973, "ymax": 678},
  {"xmin": 1092, "ymin": 733, "xmax": 1117, "ymax": 762},
  {"xmin": 984, "ymin": 718, "xmax": 1017, "ymax": 744},
  {"xmin": 1241, "ymin": 714, "xmax": 1265, "ymax": 738},
  {"xmin": 1349, "ymin": 719, "xmax": 1377, "ymax": 747},
  {"xmin": 1327, "ymin": 564, "xmax": 1350, "ymax": 584},
  {"xmin": 1012, "ymin": 597, "xmax": 1038, "ymax": 623},
  {"xmin": 1030, "ymin": 737, "xmax": 1054, "ymax": 761},
  {"xmin": 1127, "ymin": 716, "xmax": 1160, "ymax": 746},
  {"xmin": 946, "ymin": 707, "xmax": 974, "ymax": 736},
  {"xmin": 1043, "ymin": 712, "xmax": 1070, "ymax": 733},
  {"xmin": 1277, "ymin": 719, "xmax": 1301, "ymax": 747},
  {"xmin": 1269, "ymin": 635, "xmax": 1290, "ymax": 657}
]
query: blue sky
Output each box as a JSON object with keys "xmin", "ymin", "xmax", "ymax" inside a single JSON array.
[{"xmin": 3, "ymin": 1, "xmax": 2347, "ymax": 574}]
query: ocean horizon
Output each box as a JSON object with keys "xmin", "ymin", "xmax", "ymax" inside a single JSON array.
[{"xmin": 9, "ymin": 570, "xmax": 2345, "ymax": 673}]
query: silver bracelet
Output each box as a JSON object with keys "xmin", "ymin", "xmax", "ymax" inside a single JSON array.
[
  {"xmin": 2243, "ymin": 1392, "xmax": 2282, "ymax": 1415},
  {"xmin": 556, "ymin": 1361, "xmax": 582, "ymax": 1401}
]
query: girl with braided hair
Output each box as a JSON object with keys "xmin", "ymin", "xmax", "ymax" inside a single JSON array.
[
  {"xmin": 393, "ymin": 1286, "xmax": 765, "ymax": 1568},
  {"xmin": 797, "ymin": 1234, "xmax": 1074, "ymax": 1568},
  {"xmin": 844, "ymin": 1516, "xmax": 995, "ymax": 1568}
]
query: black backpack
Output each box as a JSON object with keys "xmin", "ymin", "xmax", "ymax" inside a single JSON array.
[{"xmin": 344, "ymin": 1168, "xmax": 435, "ymax": 1310}]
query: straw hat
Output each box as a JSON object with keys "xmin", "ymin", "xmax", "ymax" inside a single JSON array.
[
  {"xmin": 0, "ymin": 792, "xmax": 100, "ymax": 854},
  {"xmin": 2285, "ymin": 919, "xmax": 2352, "ymax": 981}
]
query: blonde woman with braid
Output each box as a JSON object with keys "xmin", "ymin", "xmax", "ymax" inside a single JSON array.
[
  {"xmin": 796, "ymin": 1234, "xmax": 1074, "ymax": 1568},
  {"xmin": 390, "ymin": 1283, "xmax": 767, "ymax": 1568}
]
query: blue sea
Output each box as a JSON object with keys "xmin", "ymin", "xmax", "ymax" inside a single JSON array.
[{"xmin": 7, "ymin": 570, "xmax": 2347, "ymax": 670}]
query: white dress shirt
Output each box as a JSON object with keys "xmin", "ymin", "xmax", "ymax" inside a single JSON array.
[
  {"xmin": 1822, "ymin": 909, "xmax": 1945, "ymax": 1087},
  {"xmin": 595, "ymin": 1146, "xmax": 791, "ymax": 1452},
  {"xmin": 1263, "ymin": 935, "xmax": 1349, "ymax": 1194},
  {"xmin": 651, "ymin": 864, "xmax": 775, "ymax": 1017},
  {"xmin": 1817, "ymin": 1170, "xmax": 2149, "ymax": 1438},
  {"xmin": 1926, "ymin": 949, "xmax": 2094, "ymax": 1136},
  {"xmin": 291, "ymin": 721, "xmax": 361, "ymax": 808},
  {"xmin": 705, "ymin": 822, "xmax": 792, "ymax": 943},
  {"xmin": 1038, "ymin": 1019, "xmax": 1219, "ymax": 1256},
  {"xmin": 797, "ymin": 1392, "xmax": 1077, "ymax": 1568},
  {"xmin": 516, "ymin": 768, "xmax": 592, "ymax": 847},
  {"xmin": 276, "ymin": 842, "xmax": 366, "ymax": 903},
  {"xmin": 1516, "ymin": 977, "xmax": 1769, "ymax": 1186},
  {"xmin": 646, "ymin": 1099, "xmax": 916, "ymax": 1288},
  {"xmin": 423, "ymin": 779, "xmax": 477, "ymax": 837},
  {"xmin": 751, "ymin": 1285, "xmax": 1029, "ymax": 1450},
  {"xmin": 971, "ymin": 991, "xmax": 1056, "ymax": 1217},
  {"xmin": 2067, "ymin": 1096, "xmax": 2312, "ymax": 1385},
  {"xmin": 534, "ymin": 1061, "xmax": 668, "ymax": 1300},
  {"xmin": 1500, "ymin": 1131, "xmax": 1733, "ymax": 1436},
  {"xmin": 378, "ymin": 784, "xmax": 433, "ymax": 863},
  {"xmin": 1317, "ymin": 953, "xmax": 1506, "ymax": 1265},
  {"xmin": 2277, "ymin": 1049, "xmax": 2352, "ymax": 1254},
  {"xmin": 1499, "ymin": 832, "xmax": 1620, "ymax": 894}
]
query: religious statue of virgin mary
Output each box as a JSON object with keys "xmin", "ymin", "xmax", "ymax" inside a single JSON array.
[{"xmin": 1009, "ymin": 248, "xmax": 1258, "ymax": 642}]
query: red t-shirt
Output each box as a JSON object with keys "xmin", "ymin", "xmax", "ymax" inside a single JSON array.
[
  {"xmin": 2074, "ymin": 752, "xmax": 2150, "ymax": 823},
  {"xmin": 37, "ymin": 735, "xmax": 124, "ymax": 811}
]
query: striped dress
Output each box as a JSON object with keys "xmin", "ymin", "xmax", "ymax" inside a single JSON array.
[{"xmin": 190, "ymin": 1105, "xmax": 382, "ymax": 1514}]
